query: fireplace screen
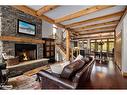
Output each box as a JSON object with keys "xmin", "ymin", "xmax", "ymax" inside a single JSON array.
[{"xmin": 15, "ymin": 44, "xmax": 37, "ymax": 62}]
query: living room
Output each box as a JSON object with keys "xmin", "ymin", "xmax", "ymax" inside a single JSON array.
[{"xmin": 0, "ymin": 4, "xmax": 127, "ymax": 90}]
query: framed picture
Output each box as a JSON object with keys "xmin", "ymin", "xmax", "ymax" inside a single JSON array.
[{"xmin": 17, "ymin": 19, "xmax": 36, "ymax": 36}]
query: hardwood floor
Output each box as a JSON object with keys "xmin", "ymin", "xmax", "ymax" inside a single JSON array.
[{"xmin": 84, "ymin": 58, "xmax": 127, "ymax": 89}]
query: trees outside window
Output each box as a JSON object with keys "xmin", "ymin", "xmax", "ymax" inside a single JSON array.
[{"xmin": 90, "ymin": 39, "xmax": 114, "ymax": 53}]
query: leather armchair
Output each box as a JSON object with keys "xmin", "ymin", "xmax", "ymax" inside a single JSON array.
[{"xmin": 37, "ymin": 57, "xmax": 94, "ymax": 89}]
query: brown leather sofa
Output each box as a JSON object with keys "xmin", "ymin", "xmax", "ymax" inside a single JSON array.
[{"xmin": 37, "ymin": 57, "xmax": 94, "ymax": 89}]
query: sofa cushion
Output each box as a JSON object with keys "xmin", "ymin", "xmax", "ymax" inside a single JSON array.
[
  {"xmin": 82, "ymin": 56, "xmax": 93, "ymax": 64},
  {"xmin": 73, "ymin": 54, "xmax": 83, "ymax": 62},
  {"xmin": 50, "ymin": 61, "xmax": 70, "ymax": 74},
  {"xmin": 60, "ymin": 60, "xmax": 85, "ymax": 80}
]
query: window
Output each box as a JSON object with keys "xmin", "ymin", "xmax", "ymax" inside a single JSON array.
[
  {"xmin": 84, "ymin": 40, "xmax": 87, "ymax": 48},
  {"xmin": 109, "ymin": 42, "xmax": 114, "ymax": 52},
  {"xmin": 90, "ymin": 42, "xmax": 95, "ymax": 51},
  {"xmin": 97, "ymin": 43, "xmax": 101, "ymax": 52},
  {"xmin": 102, "ymin": 42, "xmax": 107, "ymax": 52},
  {"xmin": 53, "ymin": 24, "xmax": 57, "ymax": 39},
  {"xmin": 90, "ymin": 38, "xmax": 114, "ymax": 53}
]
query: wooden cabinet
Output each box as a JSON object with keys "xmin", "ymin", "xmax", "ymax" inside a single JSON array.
[{"xmin": 42, "ymin": 38, "xmax": 55, "ymax": 62}]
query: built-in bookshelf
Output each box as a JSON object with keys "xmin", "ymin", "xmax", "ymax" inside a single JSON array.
[{"xmin": 42, "ymin": 38, "xmax": 55, "ymax": 62}]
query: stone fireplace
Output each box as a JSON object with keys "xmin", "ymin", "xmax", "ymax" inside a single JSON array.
[
  {"xmin": 0, "ymin": 6, "xmax": 50, "ymax": 77},
  {"xmin": 15, "ymin": 44, "xmax": 37, "ymax": 62},
  {"xmin": 0, "ymin": 6, "xmax": 43, "ymax": 63}
]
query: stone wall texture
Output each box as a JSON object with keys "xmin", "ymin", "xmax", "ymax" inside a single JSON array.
[{"xmin": 0, "ymin": 6, "xmax": 43, "ymax": 62}]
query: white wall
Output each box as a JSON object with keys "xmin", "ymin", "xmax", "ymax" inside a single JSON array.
[
  {"xmin": 116, "ymin": 12, "xmax": 127, "ymax": 73},
  {"xmin": 122, "ymin": 14, "xmax": 127, "ymax": 73},
  {"xmin": 42, "ymin": 20, "xmax": 53, "ymax": 38}
]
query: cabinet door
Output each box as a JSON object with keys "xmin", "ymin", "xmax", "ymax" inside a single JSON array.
[
  {"xmin": 46, "ymin": 41, "xmax": 50, "ymax": 46},
  {"xmin": 51, "ymin": 46, "xmax": 54, "ymax": 50},
  {"xmin": 51, "ymin": 51, "xmax": 54, "ymax": 56},
  {"xmin": 46, "ymin": 46, "xmax": 50, "ymax": 51},
  {"xmin": 46, "ymin": 52, "xmax": 50, "ymax": 57}
]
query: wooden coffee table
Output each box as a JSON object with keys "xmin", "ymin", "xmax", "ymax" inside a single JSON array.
[
  {"xmin": 23, "ymin": 65, "xmax": 50, "ymax": 77},
  {"xmin": 24, "ymin": 62, "xmax": 64, "ymax": 77}
]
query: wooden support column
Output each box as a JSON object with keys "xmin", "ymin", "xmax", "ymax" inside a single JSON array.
[
  {"xmin": 95, "ymin": 40, "xmax": 97, "ymax": 52},
  {"xmin": 107, "ymin": 39, "xmax": 109, "ymax": 53},
  {"xmin": 66, "ymin": 30, "xmax": 70, "ymax": 60}
]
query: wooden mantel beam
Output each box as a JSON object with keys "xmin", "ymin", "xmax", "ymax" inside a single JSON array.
[
  {"xmin": 55, "ymin": 5, "xmax": 114, "ymax": 23},
  {"xmin": 0, "ymin": 36, "xmax": 45, "ymax": 44},
  {"xmin": 37, "ymin": 5, "xmax": 59, "ymax": 16},
  {"xmin": 65, "ymin": 11, "xmax": 123, "ymax": 28}
]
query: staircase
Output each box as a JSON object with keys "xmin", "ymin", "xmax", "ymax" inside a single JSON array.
[
  {"xmin": 56, "ymin": 43, "xmax": 74, "ymax": 61},
  {"xmin": 56, "ymin": 44, "xmax": 66, "ymax": 59},
  {"xmin": 55, "ymin": 30, "xmax": 74, "ymax": 61}
]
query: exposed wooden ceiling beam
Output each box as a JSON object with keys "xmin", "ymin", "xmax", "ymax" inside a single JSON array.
[
  {"xmin": 79, "ymin": 30, "xmax": 114, "ymax": 35},
  {"xmin": 73, "ymin": 20, "xmax": 119, "ymax": 31},
  {"xmin": 37, "ymin": 5, "xmax": 59, "ymax": 16},
  {"xmin": 13, "ymin": 5, "xmax": 55, "ymax": 24},
  {"xmin": 76, "ymin": 26, "xmax": 116, "ymax": 33},
  {"xmin": 13, "ymin": 5, "xmax": 78, "ymax": 36},
  {"xmin": 13, "ymin": 5, "xmax": 37, "ymax": 17},
  {"xmin": 55, "ymin": 5, "xmax": 114, "ymax": 23},
  {"xmin": 13, "ymin": 5, "xmax": 64, "ymax": 28},
  {"xmin": 73, "ymin": 35, "xmax": 114, "ymax": 39},
  {"xmin": 65, "ymin": 11, "xmax": 123, "ymax": 28},
  {"xmin": 77, "ymin": 36, "xmax": 114, "ymax": 40}
]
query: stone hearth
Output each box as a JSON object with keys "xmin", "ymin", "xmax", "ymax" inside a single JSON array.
[{"xmin": 7, "ymin": 58, "xmax": 49, "ymax": 77}]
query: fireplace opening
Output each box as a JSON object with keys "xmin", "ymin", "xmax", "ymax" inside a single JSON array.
[{"xmin": 15, "ymin": 44, "xmax": 37, "ymax": 62}]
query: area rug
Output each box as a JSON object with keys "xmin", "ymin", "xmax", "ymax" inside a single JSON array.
[{"xmin": 8, "ymin": 75, "xmax": 41, "ymax": 90}]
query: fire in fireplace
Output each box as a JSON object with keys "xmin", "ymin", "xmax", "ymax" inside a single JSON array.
[{"xmin": 15, "ymin": 44, "xmax": 37, "ymax": 62}]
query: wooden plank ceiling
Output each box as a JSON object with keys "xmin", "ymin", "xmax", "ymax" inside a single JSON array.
[{"xmin": 13, "ymin": 5, "xmax": 126, "ymax": 40}]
